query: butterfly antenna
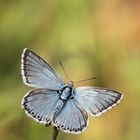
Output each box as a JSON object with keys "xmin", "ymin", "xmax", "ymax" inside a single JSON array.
[
  {"xmin": 74, "ymin": 77, "xmax": 98, "ymax": 84},
  {"xmin": 59, "ymin": 60, "xmax": 69, "ymax": 81}
]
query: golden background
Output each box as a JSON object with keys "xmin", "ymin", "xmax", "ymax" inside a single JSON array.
[{"xmin": 0, "ymin": 0, "xmax": 140, "ymax": 140}]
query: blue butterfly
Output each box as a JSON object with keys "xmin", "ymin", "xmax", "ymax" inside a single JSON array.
[{"xmin": 21, "ymin": 48, "xmax": 123, "ymax": 134}]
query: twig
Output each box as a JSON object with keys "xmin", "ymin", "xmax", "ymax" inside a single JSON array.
[{"xmin": 52, "ymin": 126, "xmax": 59, "ymax": 140}]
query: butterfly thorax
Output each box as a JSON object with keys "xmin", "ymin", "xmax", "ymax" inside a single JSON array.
[{"xmin": 60, "ymin": 81, "xmax": 74, "ymax": 100}]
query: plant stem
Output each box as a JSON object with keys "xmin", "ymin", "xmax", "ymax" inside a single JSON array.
[{"xmin": 52, "ymin": 127, "xmax": 59, "ymax": 140}]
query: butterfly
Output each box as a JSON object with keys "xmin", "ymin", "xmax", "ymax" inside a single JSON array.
[{"xmin": 21, "ymin": 48, "xmax": 123, "ymax": 134}]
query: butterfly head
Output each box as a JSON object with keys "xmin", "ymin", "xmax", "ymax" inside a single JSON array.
[{"xmin": 68, "ymin": 81, "xmax": 74, "ymax": 88}]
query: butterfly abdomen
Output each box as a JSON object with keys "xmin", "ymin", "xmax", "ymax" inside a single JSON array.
[{"xmin": 54, "ymin": 100, "xmax": 65, "ymax": 117}]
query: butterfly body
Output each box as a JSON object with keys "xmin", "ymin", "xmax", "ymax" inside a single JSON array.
[
  {"xmin": 53, "ymin": 81, "xmax": 74, "ymax": 120},
  {"xmin": 21, "ymin": 48, "xmax": 123, "ymax": 134}
]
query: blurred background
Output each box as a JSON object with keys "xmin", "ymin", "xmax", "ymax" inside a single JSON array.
[{"xmin": 0, "ymin": 0, "xmax": 140, "ymax": 140}]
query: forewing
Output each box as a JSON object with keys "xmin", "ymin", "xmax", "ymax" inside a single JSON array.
[
  {"xmin": 21, "ymin": 48, "xmax": 64, "ymax": 89},
  {"xmin": 73, "ymin": 87, "xmax": 123, "ymax": 116},
  {"xmin": 22, "ymin": 89, "xmax": 60, "ymax": 124},
  {"xmin": 53, "ymin": 99, "xmax": 88, "ymax": 134}
]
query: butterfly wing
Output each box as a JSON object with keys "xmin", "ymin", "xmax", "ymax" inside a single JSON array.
[
  {"xmin": 73, "ymin": 87, "xmax": 123, "ymax": 116},
  {"xmin": 52, "ymin": 99, "xmax": 88, "ymax": 134},
  {"xmin": 22, "ymin": 89, "xmax": 60, "ymax": 124},
  {"xmin": 21, "ymin": 48, "xmax": 64, "ymax": 89}
]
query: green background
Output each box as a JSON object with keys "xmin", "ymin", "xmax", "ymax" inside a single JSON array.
[{"xmin": 0, "ymin": 0, "xmax": 140, "ymax": 140}]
